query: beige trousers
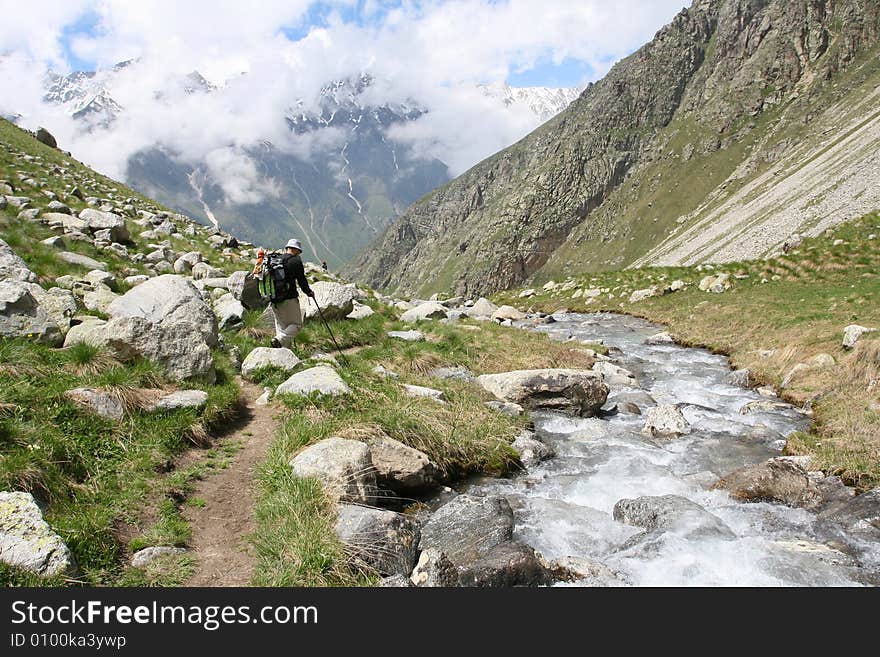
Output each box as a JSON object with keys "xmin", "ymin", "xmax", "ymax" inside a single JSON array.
[{"xmin": 271, "ymin": 297, "xmax": 303, "ymax": 348}]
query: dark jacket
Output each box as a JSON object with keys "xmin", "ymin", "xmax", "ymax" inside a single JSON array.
[{"xmin": 280, "ymin": 253, "xmax": 313, "ymax": 300}]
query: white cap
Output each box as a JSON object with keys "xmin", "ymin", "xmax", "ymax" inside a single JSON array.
[{"xmin": 285, "ymin": 238, "xmax": 302, "ymax": 251}]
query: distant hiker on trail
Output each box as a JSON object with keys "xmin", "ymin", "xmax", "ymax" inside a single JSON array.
[
  {"xmin": 253, "ymin": 238, "xmax": 315, "ymax": 350},
  {"xmin": 322, "ymin": 260, "xmax": 328, "ymax": 273}
]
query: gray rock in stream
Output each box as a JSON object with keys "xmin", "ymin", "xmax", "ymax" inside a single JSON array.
[
  {"xmin": 713, "ymin": 457, "xmax": 823, "ymax": 509},
  {"xmin": 418, "ymin": 495, "xmax": 513, "ymax": 565},
  {"xmin": 457, "ymin": 541, "xmax": 551, "ymax": 588},
  {"xmin": 613, "ymin": 495, "xmax": 735, "ymax": 541},
  {"xmin": 477, "ymin": 369, "xmax": 608, "ymax": 417}
]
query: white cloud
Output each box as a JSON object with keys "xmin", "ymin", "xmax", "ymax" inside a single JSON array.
[{"xmin": 0, "ymin": 0, "xmax": 687, "ymax": 200}]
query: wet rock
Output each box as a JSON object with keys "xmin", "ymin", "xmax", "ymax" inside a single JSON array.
[
  {"xmin": 726, "ymin": 368, "xmax": 750, "ymax": 387},
  {"xmin": 410, "ymin": 548, "xmax": 459, "ymax": 587},
  {"xmin": 512, "ymin": 431, "xmax": 555, "ymax": 468},
  {"xmin": 289, "ymin": 437, "xmax": 376, "ymax": 504},
  {"xmin": 419, "ymin": 495, "xmax": 514, "ymax": 566},
  {"xmin": 713, "ymin": 457, "xmax": 822, "ymax": 509},
  {"xmin": 458, "ymin": 541, "xmax": 551, "ymax": 587},
  {"xmin": 617, "ymin": 401, "xmax": 642, "ymax": 415},
  {"xmin": 64, "ymin": 387, "xmax": 124, "ymax": 420},
  {"xmin": 334, "ymin": 505, "xmax": 419, "ymax": 577},
  {"xmin": 388, "ymin": 330, "xmax": 424, "ymax": 342},
  {"xmin": 367, "ymin": 435, "xmax": 439, "ymax": 493},
  {"xmin": 275, "ymin": 365, "xmax": 350, "ymax": 397},
  {"xmin": 818, "ymin": 488, "xmax": 880, "ymax": 543},
  {"xmin": 593, "ymin": 361, "xmax": 638, "ymax": 387},
  {"xmin": 401, "ymin": 301, "xmax": 447, "ymax": 322},
  {"xmin": 740, "ymin": 399, "xmax": 790, "ymax": 414},
  {"xmin": 131, "ymin": 546, "xmax": 186, "ymax": 568},
  {"xmin": 645, "ymin": 331, "xmax": 675, "ymax": 345},
  {"xmin": 641, "ymin": 404, "xmax": 690, "ymax": 437},
  {"xmin": 613, "ymin": 495, "xmax": 734, "ymax": 540},
  {"xmin": 0, "ymin": 491, "xmax": 74, "ymax": 577},
  {"xmin": 842, "ymin": 324, "xmax": 876, "ymax": 349},
  {"xmin": 402, "ymin": 384, "xmax": 446, "ymax": 403},
  {"xmin": 545, "ymin": 556, "xmax": 631, "ymax": 586},
  {"xmin": 477, "ymin": 368, "xmax": 608, "ymax": 417}
]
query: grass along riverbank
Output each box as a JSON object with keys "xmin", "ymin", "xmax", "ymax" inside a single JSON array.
[
  {"xmin": 230, "ymin": 305, "xmax": 601, "ymax": 586},
  {"xmin": 496, "ymin": 211, "xmax": 880, "ymax": 489}
]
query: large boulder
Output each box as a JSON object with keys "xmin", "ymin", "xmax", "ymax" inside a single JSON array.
[
  {"xmin": 35, "ymin": 127, "xmax": 58, "ymax": 148},
  {"xmin": 275, "ymin": 366, "xmax": 350, "ymax": 397},
  {"xmin": 227, "ymin": 270, "xmax": 265, "ymax": 310},
  {"xmin": 818, "ymin": 488, "xmax": 880, "ymax": 544},
  {"xmin": 0, "ymin": 239, "xmax": 37, "ymax": 282},
  {"xmin": 367, "ymin": 435, "xmax": 439, "ymax": 493},
  {"xmin": 302, "ymin": 282, "xmax": 357, "ymax": 321},
  {"xmin": 289, "ymin": 437, "xmax": 376, "ymax": 504},
  {"xmin": 712, "ymin": 457, "xmax": 823, "ymax": 509},
  {"xmin": 93, "ymin": 275, "xmax": 218, "ymax": 380},
  {"xmin": 144, "ymin": 390, "xmax": 208, "ymax": 412},
  {"xmin": 476, "ymin": 369, "xmax": 608, "ymax": 417},
  {"xmin": 418, "ymin": 495, "xmax": 514, "ymax": 567},
  {"xmin": 26, "ymin": 286, "xmax": 76, "ymax": 335},
  {"xmin": 641, "ymin": 404, "xmax": 690, "ymax": 437},
  {"xmin": 467, "ymin": 297, "xmax": 498, "ymax": 318},
  {"xmin": 347, "ymin": 301, "xmax": 375, "ymax": 320},
  {"xmin": 400, "ymin": 301, "xmax": 447, "ymax": 323},
  {"xmin": 107, "ymin": 274, "xmax": 218, "ymax": 346},
  {"xmin": 334, "ymin": 505, "xmax": 419, "ymax": 576},
  {"xmin": 388, "ymin": 330, "xmax": 424, "ymax": 342},
  {"xmin": 213, "ymin": 293, "xmax": 245, "ymax": 330},
  {"xmin": 0, "ymin": 281, "xmax": 62, "ymax": 345},
  {"xmin": 593, "ymin": 361, "xmax": 638, "ymax": 387},
  {"xmin": 613, "ymin": 495, "xmax": 735, "ymax": 540},
  {"xmin": 0, "ymin": 491, "xmax": 74, "ymax": 577},
  {"xmin": 491, "ymin": 305, "xmax": 526, "ymax": 322},
  {"xmin": 64, "ymin": 388, "xmax": 124, "ymax": 421},
  {"xmin": 240, "ymin": 347, "xmax": 300, "ymax": 380},
  {"xmin": 78, "ymin": 209, "xmax": 129, "ymax": 243}
]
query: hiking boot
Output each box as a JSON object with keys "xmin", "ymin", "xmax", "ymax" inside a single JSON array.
[{"xmin": 270, "ymin": 338, "xmax": 282, "ymax": 349}]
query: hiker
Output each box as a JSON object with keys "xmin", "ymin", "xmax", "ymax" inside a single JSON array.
[
  {"xmin": 321, "ymin": 260, "xmax": 328, "ymax": 273},
  {"xmin": 261, "ymin": 238, "xmax": 315, "ymax": 350}
]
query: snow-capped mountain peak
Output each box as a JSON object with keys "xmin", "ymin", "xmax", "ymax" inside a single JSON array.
[{"xmin": 478, "ymin": 81, "xmax": 583, "ymax": 122}]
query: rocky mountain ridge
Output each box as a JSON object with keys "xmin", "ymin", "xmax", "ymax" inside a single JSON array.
[{"xmin": 349, "ymin": 0, "xmax": 880, "ymax": 297}]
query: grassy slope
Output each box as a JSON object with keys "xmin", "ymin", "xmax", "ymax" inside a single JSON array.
[
  {"xmin": 0, "ymin": 119, "xmax": 243, "ymax": 585},
  {"xmin": 497, "ymin": 211, "xmax": 880, "ymax": 488}
]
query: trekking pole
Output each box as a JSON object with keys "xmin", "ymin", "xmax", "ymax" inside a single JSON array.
[{"xmin": 310, "ymin": 296, "xmax": 349, "ymax": 367}]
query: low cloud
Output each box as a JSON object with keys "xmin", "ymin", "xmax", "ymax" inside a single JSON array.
[{"xmin": 0, "ymin": 1, "xmax": 687, "ymax": 201}]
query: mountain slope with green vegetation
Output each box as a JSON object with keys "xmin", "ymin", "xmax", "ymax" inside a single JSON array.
[{"xmin": 350, "ymin": 0, "xmax": 880, "ymax": 298}]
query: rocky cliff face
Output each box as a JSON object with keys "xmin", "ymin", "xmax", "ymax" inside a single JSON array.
[{"xmin": 350, "ymin": 0, "xmax": 880, "ymax": 297}]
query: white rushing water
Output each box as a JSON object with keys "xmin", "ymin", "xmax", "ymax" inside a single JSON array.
[{"xmin": 466, "ymin": 313, "xmax": 876, "ymax": 586}]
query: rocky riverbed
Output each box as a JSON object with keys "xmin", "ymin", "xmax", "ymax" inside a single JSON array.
[{"xmin": 449, "ymin": 312, "xmax": 879, "ymax": 586}]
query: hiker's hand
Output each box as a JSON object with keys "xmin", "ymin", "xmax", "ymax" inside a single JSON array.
[{"xmin": 307, "ymin": 291, "xmax": 315, "ymax": 298}]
